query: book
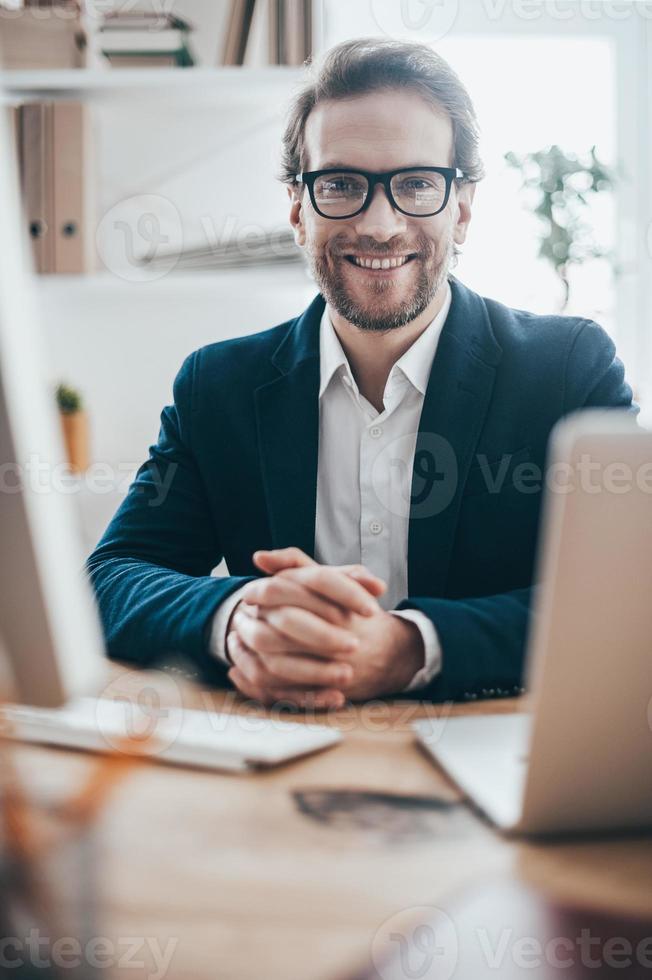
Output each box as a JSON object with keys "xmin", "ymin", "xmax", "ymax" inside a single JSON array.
[
  {"xmin": 98, "ymin": 11, "xmax": 195, "ymax": 68},
  {"xmin": 222, "ymin": 0, "xmax": 256, "ymax": 66},
  {"xmin": 269, "ymin": 0, "xmax": 312, "ymax": 66},
  {"xmin": 101, "ymin": 11, "xmax": 190, "ymax": 31},
  {"xmin": 0, "ymin": 3, "xmax": 86, "ymax": 69},
  {"xmin": 104, "ymin": 54, "xmax": 178, "ymax": 68}
]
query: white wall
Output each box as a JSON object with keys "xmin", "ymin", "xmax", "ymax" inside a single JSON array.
[{"xmin": 38, "ymin": 267, "xmax": 317, "ymax": 469}]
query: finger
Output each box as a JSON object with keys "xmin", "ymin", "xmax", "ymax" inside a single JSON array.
[
  {"xmin": 233, "ymin": 633, "xmax": 352, "ymax": 687},
  {"xmin": 233, "ymin": 607, "xmax": 358, "ymax": 658},
  {"xmin": 228, "ymin": 634, "xmax": 350, "ymax": 702},
  {"xmin": 229, "ymin": 612, "xmax": 311, "ymax": 656},
  {"xmin": 253, "ymin": 547, "xmax": 316, "ymax": 575},
  {"xmin": 240, "ymin": 579, "xmax": 353, "ymax": 627},
  {"xmin": 337, "ymin": 565, "xmax": 387, "ymax": 597},
  {"xmin": 261, "ymin": 605, "xmax": 359, "ymax": 655},
  {"xmin": 227, "ymin": 667, "xmax": 345, "ymax": 710},
  {"xmin": 277, "ymin": 566, "xmax": 380, "ymax": 616},
  {"xmin": 263, "ymin": 650, "xmax": 353, "ymax": 688},
  {"xmin": 228, "ymin": 638, "xmax": 270, "ymax": 686}
]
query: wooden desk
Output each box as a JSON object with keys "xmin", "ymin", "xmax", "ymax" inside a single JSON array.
[{"xmin": 6, "ymin": 668, "xmax": 652, "ymax": 980}]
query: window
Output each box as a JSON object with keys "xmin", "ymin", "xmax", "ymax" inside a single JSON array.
[{"xmin": 318, "ymin": 0, "xmax": 652, "ymax": 417}]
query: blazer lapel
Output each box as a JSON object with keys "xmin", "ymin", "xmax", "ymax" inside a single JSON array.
[
  {"xmin": 254, "ymin": 293, "xmax": 325, "ymax": 556},
  {"xmin": 407, "ymin": 277, "xmax": 502, "ymax": 598}
]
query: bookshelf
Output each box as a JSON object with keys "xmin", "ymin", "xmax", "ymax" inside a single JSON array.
[{"xmin": 0, "ymin": 66, "xmax": 305, "ymax": 105}]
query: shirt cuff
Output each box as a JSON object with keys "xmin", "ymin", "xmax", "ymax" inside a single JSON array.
[
  {"xmin": 390, "ymin": 609, "xmax": 442, "ymax": 692},
  {"xmin": 209, "ymin": 586, "xmax": 249, "ymax": 665}
]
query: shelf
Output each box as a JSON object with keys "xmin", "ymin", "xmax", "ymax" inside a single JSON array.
[
  {"xmin": 0, "ymin": 66, "xmax": 304, "ymax": 105},
  {"xmin": 34, "ymin": 265, "xmax": 313, "ymax": 291}
]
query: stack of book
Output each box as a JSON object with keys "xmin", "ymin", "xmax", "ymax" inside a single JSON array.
[
  {"xmin": 0, "ymin": 0, "xmax": 86, "ymax": 69},
  {"xmin": 222, "ymin": 0, "xmax": 312, "ymax": 66},
  {"xmin": 99, "ymin": 11, "xmax": 195, "ymax": 68},
  {"xmin": 141, "ymin": 227, "xmax": 304, "ymax": 274}
]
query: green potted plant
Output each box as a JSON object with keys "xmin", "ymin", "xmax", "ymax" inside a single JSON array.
[
  {"xmin": 504, "ymin": 144, "xmax": 615, "ymax": 311},
  {"xmin": 56, "ymin": 382, "xmax": 89, "ymax": 473}
]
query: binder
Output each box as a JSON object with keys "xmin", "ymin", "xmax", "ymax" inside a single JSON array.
[
  {"xmin": 269, "ymin": 0, "xmax": 312, "ymax": 66},
  {"xmin": 19, "ymin": 103, "xmax": 54, "ymax": 274},
  {"xmin": 222, "ymin": 0, "xmax": 257, "ymax": 66},
  {"xmin": 17, "ymin": 102, "xmax": 90, "ymax": 275},
  {"xmin": 51, "ymin": 102, "xmax": 88, "ymax": 274}
]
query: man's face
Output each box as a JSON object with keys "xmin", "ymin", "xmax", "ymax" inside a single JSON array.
[{"xmin": 288, "ymin": 88, "xmax": 475, "ymax": 332}]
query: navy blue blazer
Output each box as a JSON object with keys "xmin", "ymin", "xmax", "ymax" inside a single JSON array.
[{"xmin": 86, "ymin": 276, "xmax": 635, "ymax": 701}]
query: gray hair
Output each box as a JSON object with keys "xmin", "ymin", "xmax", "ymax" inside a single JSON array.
[{"xmin": 280, "ymin": 37, "xmax": 484, "ymax": 185}]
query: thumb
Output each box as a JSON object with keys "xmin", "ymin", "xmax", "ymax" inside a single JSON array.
[{"xmin": 252, "ymin": 547, "xmax": 317, "ymax": 575}]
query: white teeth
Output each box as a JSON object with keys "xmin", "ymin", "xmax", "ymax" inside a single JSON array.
[{"xmin": 351, "ymin": 255, "xmax": 409, "ymax": 269}]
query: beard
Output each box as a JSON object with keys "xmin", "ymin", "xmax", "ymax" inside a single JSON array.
[{"xmin": 305, "ymin": 228, "xmax": 454, "ymax": 332}]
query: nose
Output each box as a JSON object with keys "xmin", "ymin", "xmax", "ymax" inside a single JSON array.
[{"xmin": 352, "ymin": 181, "xmax": 408, "ymax": 242}]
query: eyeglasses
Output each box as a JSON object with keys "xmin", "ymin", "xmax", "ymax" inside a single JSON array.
[{"xmin": 293, "ymin": 166, "xmax": 465, "ymax": 219}]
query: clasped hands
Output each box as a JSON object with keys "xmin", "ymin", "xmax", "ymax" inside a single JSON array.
[{"xmin": 226, "ymin": 547, "xmax": 424, "ymax": 708}]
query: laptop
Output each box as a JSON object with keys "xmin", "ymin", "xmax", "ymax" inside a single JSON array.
[
  {"xmin": 414, "ymin": 409, "xmax": 652, "ymax": 836},
  {"xmin": 0, "ymin": 83, "xmax": 340, "ymax": 773}
]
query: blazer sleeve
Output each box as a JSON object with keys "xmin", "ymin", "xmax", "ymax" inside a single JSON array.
[
  {"xmin": 397, "ymin": 318, "xmax": 638, "ymax": 703},
  {"xmin": 85, "ymin": 352, "xmax": 255, "ymax": 680}
]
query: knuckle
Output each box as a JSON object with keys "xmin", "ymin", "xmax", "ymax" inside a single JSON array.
[
  {"xmin": 266, "ymin": 578, "xmax": 286, "ymax": 603},
  {"xmin": 256, "ymin": 579, "xmax": 273, "ymax": 601},
  {"xmin": 270, "ymin": 606, "xmax": 291, "ymax": 630}
]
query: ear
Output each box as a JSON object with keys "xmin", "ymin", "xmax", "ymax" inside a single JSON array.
[
  {"xmin": 452, "ymin": 181, "xmax": 476, "ymax": 247},
  {"xmin": 287, "ymin": 183, "xmax": 306, "ymax": 247}
]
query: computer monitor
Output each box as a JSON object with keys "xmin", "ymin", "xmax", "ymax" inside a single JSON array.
[{"xmin": 0, "ymin": 95, "xmax": 106, "ymax": 707}]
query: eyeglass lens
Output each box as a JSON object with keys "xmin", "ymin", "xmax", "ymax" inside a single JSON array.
[{"xmin": 312, "ymin": 170, "xmax": 448, "ymax": 217}]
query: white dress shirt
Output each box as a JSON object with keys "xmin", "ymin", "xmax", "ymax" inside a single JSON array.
[{"xmin": 211, "ymin": 281, "xmax": 452, "ymax": 692}]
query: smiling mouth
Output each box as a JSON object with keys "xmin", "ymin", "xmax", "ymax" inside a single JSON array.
[{"xmin": 343, "ymin": 253, "xmax": 418, "ymax": 271}]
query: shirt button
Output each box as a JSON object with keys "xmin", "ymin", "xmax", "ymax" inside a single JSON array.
[
  {"xmin": 369, "ymin": 520, "xmax": 383, "ymax": 535},
  {"xmin": 369, "ymin": 425, "xmax": 383, "ymax": 439}
]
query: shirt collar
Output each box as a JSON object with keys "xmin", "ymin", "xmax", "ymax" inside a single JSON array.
[
  {"xmin": 318, "ymin": 305, "xmax": 350, "ymax": 399},
  {"xmin": 318, "ymin": 279, "xmax": 452, "ymax": 400}
]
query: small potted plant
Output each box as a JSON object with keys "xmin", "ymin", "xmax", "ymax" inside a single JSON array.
[
  {"xmin": 504, "ymin": 144, "xmax": 615, "ymax": 311},
  {"xmin": 56, "ymin": 382, "xmax": 90, "ymax": 473}
]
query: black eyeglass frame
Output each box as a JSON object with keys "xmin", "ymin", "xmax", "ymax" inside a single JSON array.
[{"xmin": 293, "ymin": 166, "xmax": 466, "ymax": 219}]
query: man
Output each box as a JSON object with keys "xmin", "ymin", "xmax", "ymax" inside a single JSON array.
[{"xmin": 87, "ymin": 38, "xmax": 635, "ymax": 708}]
